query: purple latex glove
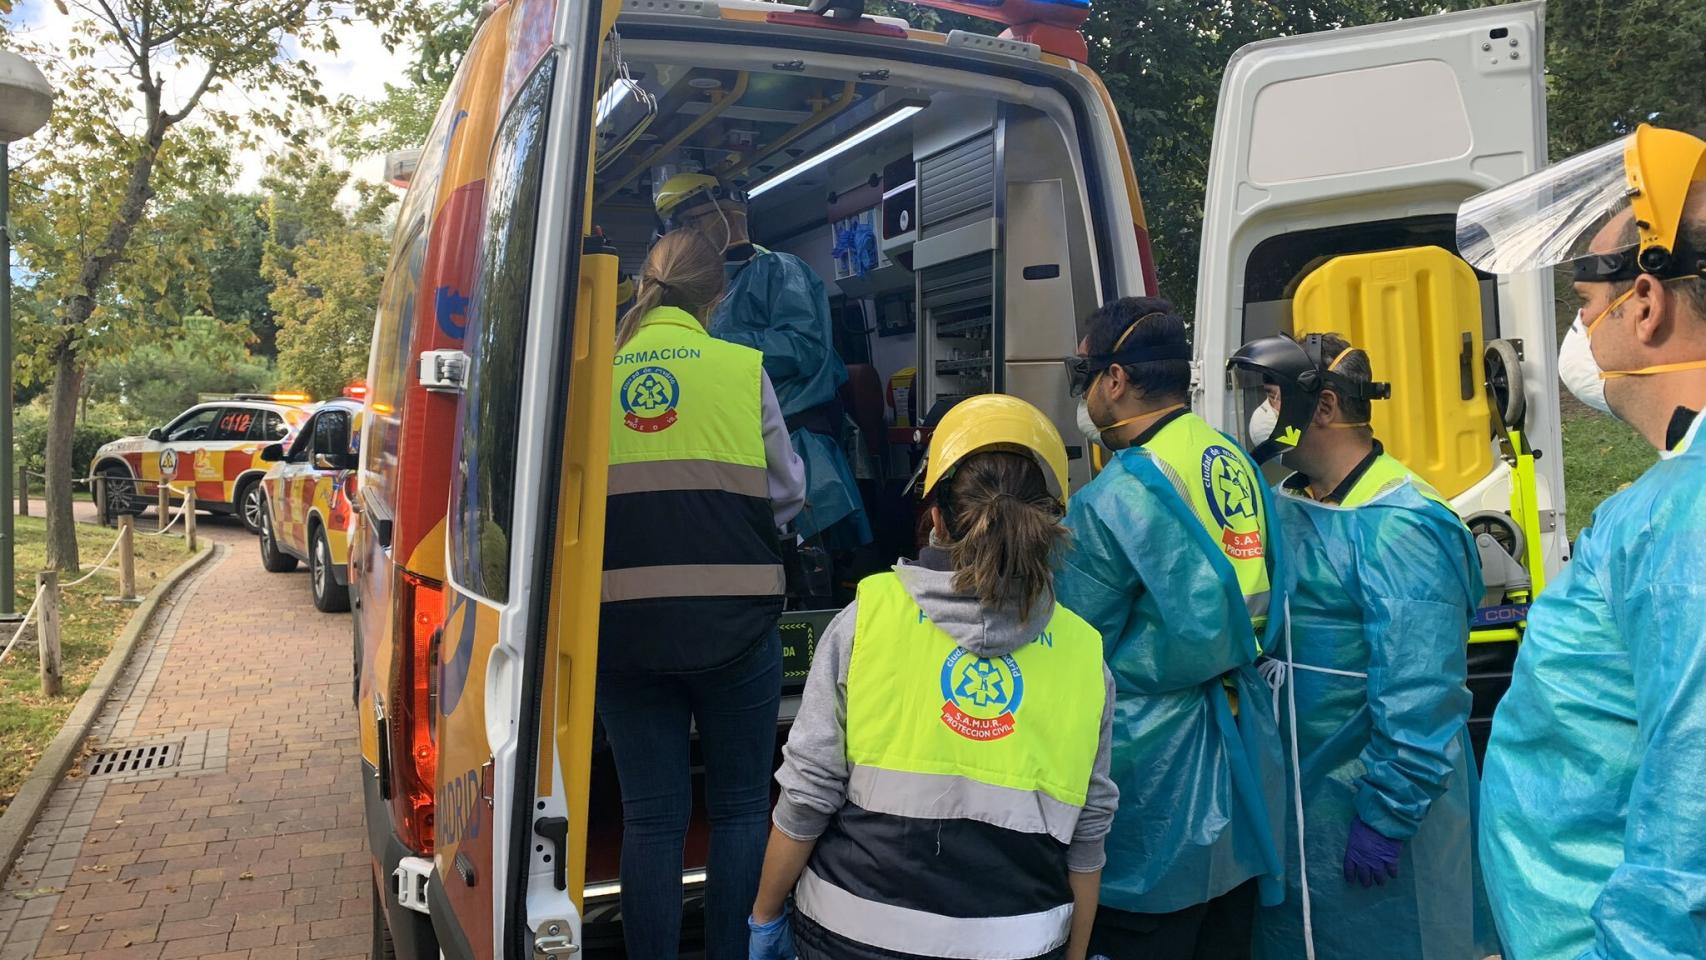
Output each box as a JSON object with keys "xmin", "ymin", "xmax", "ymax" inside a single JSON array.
[{"xmin": 1343, "ymin": 816, "xmax": 1402, "ymax": 887}]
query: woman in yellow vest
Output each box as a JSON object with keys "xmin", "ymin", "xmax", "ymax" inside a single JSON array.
[
  {"xmin": 599, "ymin": 228, "xmax": 807, "ymax": 959},
  {"xmin": 747, "ymin": 395, "xmax": 1117, "ymax": 960}
]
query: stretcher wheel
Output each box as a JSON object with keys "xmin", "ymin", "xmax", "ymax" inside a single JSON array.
[
  {"xmin": 1484, "ymin": 339, "xmax": 1526, "ymax": 430},
  {"xmin": 1466, "ymin": 510, "xmax": 1525, "ymax": 562}
]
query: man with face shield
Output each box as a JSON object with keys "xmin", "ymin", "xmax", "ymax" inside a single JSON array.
[
  {"xmin": 1053, "ymin": 297, "xmax": 1285, "ymax": 960},
  {"xmin": 1227, "ymin": 334, "xmax": 1493, "ymax": 960},
  {"xmin": 1457, "ymin": 124, "xmax": 1706, "ymax": 959},
  {"xmin": 654, "ymin": 173, "xmax": 872, "ymax": 550}
]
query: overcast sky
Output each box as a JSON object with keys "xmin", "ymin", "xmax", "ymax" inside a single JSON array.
[{"xmin": 5, "ymin": 0, "xmax": 426, "ymax": 191}]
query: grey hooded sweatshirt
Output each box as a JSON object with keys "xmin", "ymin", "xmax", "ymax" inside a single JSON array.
[{"xmin": 773, "ymin": 547, "xmax": 1119, "ymax": 873}]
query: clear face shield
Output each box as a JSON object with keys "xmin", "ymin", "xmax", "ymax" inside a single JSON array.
[
  {"xmin": 1230, "ymin": 366, "xmax": 1312, "ymax": 465},
  {"xmin": 1457, "ymin": 124, "xmax": 1706, "ymax": 280}
]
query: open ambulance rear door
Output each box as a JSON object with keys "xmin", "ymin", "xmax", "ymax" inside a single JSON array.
[
  {"xmin": 1192, "ymin": 1, "xmax": 1558, "ymax": 754},
  {"xmin": 433, "ymin": 1, "xmax": 619, "ymax": 959}
]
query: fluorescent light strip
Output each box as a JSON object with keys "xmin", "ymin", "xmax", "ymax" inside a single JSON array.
[{"xmin": 746, "ymin": 105, "xmax": 925, "ymax": 199}]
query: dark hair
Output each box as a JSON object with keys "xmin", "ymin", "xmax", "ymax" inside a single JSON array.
[
  {"xmin": 1611, "ymin": 213, "xmax": 1706, "ymax": 319},
  {"xmin": 1083, "ymin": 296, "xmax": 1190, "ymax": 402},
  {"xmin": 1317, "ymin": 332, "xmax": 1374, "ymax": 425},
  {"xmin": 940, "ymin": 450, "xmax": 1067, "ymax": 618}
]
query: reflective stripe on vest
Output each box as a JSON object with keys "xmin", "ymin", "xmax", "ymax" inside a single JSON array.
[
  {"xmin": 1340, "ymin": 452, "xmax": 1452, "ymax": 511},
  {"xmin": 800, "ymin": 572, "xmax": 1103, "ymax": 958},
  {"xmin": 600, "ymin": 307, "xmax": 782, "ymax": 669},
  {"xmin": 1139, "ymin": 411, "xmax": 1272, "ymax": 623}
]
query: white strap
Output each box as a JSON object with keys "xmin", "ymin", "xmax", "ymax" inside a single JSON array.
[{"xmin": 1257, "ymin": 598, "xmax": 1371, "ymax": 960}]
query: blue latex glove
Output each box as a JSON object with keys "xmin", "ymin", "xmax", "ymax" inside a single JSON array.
[
  {"xmin": 748, "ymin": 908, "xmax": 796, "ymax": 960},
  {"xmin": 1343, "ymin": 815, "xmax": 1403, "ymax": 887}
]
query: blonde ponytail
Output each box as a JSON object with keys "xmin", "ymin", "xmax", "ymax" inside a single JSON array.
[
  {"xmin": 616, "ymin": 228, "xmax": 726, "ymax": 348},
  {"xmin": 941, "ymin": 450, "xmax": 1068, "ymax": 617}
]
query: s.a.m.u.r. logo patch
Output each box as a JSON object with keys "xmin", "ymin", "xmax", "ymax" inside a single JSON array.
[
  {"xmin": 1201, "ymin": 444, "xmax": 1263, "ymax": 561},
  {"xmin": 620, "ymin": 365, "xmax": 680, "ymax": 433},
  {"xmin": 939, "ymin": 648, "xmax": 1024, "ymax": 741}
]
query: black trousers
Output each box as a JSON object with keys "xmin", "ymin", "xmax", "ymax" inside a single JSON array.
[{"xmin": 1087, "ymin": 879, "xmax": 1259, "ymax": 960}]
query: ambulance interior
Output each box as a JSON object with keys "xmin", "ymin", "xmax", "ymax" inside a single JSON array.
[{"xmin": 579, "ymin": 32, "xmax": 1108, "ymax": 934}]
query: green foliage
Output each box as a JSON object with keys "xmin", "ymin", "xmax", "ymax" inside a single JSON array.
[
  {"xmin": 84, "ymin": 314, "xmax": 275, "ymax": 426},
  {"xmin": 13, "ymin": 401, "xmax": 145, "ymax": 479},
  {"xmin": 1559, "ymin": 408, "xmax": 1659, "ymax": 540},
  {"xmin": 411, "ymin": 0, "xmax": 485, "ymax": 85},
  {"xmin": 262, "ymin": 153, "xmax": 395, "ymax": 399},
  {"xmin": 336, "ymin": 79, "xmax": 451, "ymax": 158}
]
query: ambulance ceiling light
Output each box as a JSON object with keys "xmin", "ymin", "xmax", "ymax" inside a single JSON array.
[{"xmin": 746, "ymin": 101, "xmax": 926, "ymax": 199}]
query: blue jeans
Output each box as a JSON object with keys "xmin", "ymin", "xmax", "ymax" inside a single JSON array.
[{"xmin": 596, "ymin": 630, "xmax": 782, "ymax": 960}]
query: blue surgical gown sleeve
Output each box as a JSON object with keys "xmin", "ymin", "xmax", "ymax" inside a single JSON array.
[
  {"xmin": 1586, "ymin": 491, "xmax": 1706, "ymax": 960},
  {"xmin": 1058, "ymin": 459, "xmax": 1256, "ymax": 692},
  {"xmin": 1348, "ymin": 507, "xmax": 1477, "ymax": 842},
  {"xmin": 718, "ymin": 255, "xmax": 832, "ymax": 385}
]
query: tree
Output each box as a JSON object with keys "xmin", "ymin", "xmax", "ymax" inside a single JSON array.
[
  {"xmin": 5, "ymin": 0, "xmax": 427, "ymax": 572},
  {"xmin": 262, "ymin": 153, "xmax": 394, "ymax": 399},
  {"xmin": 84, "ymin": 314, "xmax": 273, "ymax": 426}
]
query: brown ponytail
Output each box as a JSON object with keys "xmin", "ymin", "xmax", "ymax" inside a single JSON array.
[
  {"xmin": 616, "ymin": 229, "xmax": 727, "ymax": 348},
  {"xmin": 940, "ymin": 450, "xmax": 1069, "ymax": 618}
]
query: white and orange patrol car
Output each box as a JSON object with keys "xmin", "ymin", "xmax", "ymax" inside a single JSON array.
[
  {"xmin": 90, "ymin": 395, "xmax": 310, "ymax": 532},
  {"xmin": 256, "ymin": 398, "xmax": 362, "ymax": 612}
]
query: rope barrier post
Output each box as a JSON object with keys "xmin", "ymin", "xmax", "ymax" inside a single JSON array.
[
  {"xmin": 184, "ymin": 489, "xmax": 197, "ymax": 552},
  {"xmin": 36, "ymin": 571, "xmax": 60, "ymax": 697},
  {"xmin": 118, "ymin": 515, "xmax": 136, "ymax": 600},
  {"xmin": 157, "ymin": 481, "xmax": 169, "ymax": 533},
  {"xmin": 94, "ymin": 473, "xmax": 108, "ymax": 527},
  {"xmin": 17, "ymin": 465, "xmax": 27, "ymax": 517}
]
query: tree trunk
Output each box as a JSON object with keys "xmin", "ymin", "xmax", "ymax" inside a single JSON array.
[{"xmin": 44, "ymin": 350, "xmax": 82, "ymax": 574}]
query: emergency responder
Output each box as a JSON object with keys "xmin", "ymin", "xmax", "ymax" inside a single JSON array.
[
  {"xmin": 597, "ymin": 228, "xmax": 806, "ymax": 960},
  {"xmin": 1458, "ymin": 124, "xmax": 1706, "ymax": 959},
  {"xmin": 747, "ymin": 394, "xmax": 1117, "ymax": 960},
  {"xmin": 1052, "ymin": 297, "xmax": 1285, "ymax": 960},
  {"xmin": 1228, "ymin": 333, "xmax": 1495, "ymax": 960},
  {"xmin": 654, "ymin": 173, "xmax": 872, "ymax": 551}
]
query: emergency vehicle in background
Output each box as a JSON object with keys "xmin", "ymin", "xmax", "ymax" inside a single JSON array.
[
  {"xmin": 89, "ymin": 394, "xmax": 309, "ymax": 533},
  {"xmin": 353, "ymin": 0, "xmax": 1561, "ymax": 957},
  {"xmin": 256, "ymin": 396, "xmax": 363, "ymax": 612}
]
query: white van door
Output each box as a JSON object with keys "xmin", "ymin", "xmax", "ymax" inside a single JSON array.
[{"xmin": 1192, "ymin": 1, "xmax": 1563, "ymax": 567}]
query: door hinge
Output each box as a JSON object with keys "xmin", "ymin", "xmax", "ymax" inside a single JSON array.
[
  {"xmin": 419, "ymin": 349, "xmax": 470, "ymax": 393},
  {"xmin": 532, "ymin": 919, "xmax": 580, "ymax": 959},
  {"xmin": 392, "ymin": 856, "xmax": 432, "ymax": 915}
]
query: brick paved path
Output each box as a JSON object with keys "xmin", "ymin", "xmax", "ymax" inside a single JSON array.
[{"xmin": 0, "ymin": 518, "xmax": 370, "ymax": 960}]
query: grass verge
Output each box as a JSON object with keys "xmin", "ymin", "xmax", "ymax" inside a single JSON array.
[
  {"xmin": 0, "ymin": 517, "xmax": 189, "ymax": 814},
  {"xmin": 1560, "ymin": 409, "xmax": 1659, "ymax": 541}
]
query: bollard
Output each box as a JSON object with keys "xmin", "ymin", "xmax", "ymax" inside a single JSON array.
[
  {"xmin": 158, "ymin": 482, "xmax": 170, "ymax": 533},
  {"xmin": 94, "ymin": 473, "xmax": 108, "ymax": 527},
  {"xmin": 37, "ymin": 571, "xmax": 61, "ymax": 697},
  {"xmin": 17, "ymin": 465, "xmax": 27, "ymax": 517},
  {"xmin": 118, "ymin": 515, "xmax": 136, "ymax": 600},
  {"xmin": 184, "ymin": 489, "xmax": 197, "ymax": 552}
]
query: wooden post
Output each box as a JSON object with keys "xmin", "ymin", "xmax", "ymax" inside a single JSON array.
[
  {"xmin": 17, "ymin": 465, "xmax": 28, "ymax": 517},
  {"xmin": 157, "ymin": 482, "xmax": 170, "ymax": 533},
  {"xmin": 94, "ymin": 473, "xmax": 108, "ymax": 526},
  {"xmin": 118, "ymin": 515, "xmax": 136, "ymax": 600},
  {"xmin": 36, "ymin": 571, "xmax": 61, "ymax": 697},
  {"xmin": 184, "ymin": 489, "xmax": 197, "ymax": 552}
]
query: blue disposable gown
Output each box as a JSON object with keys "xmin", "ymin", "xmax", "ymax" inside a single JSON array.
[
  {"xmin": 710, "ymin": 248, "xmax": 870, "ymax": 545},
  {"xmin": 1480, "ymin": 412, "xmax": 1706, "ymax": 960},
  {"xmin": 1056, "ymin": 443, "xmax": 1286, "ymax": 914},
  {"xmin": 1253, "ymin": 475, "xmax": 1496, "ymax": 960}
]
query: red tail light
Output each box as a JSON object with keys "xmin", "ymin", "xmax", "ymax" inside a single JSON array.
[{"xmin": 390, "ymin": 572, "xmax": 444, "ymax": 853}]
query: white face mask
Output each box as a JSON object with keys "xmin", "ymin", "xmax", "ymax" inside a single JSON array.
[
  {"xmin": 1247, "ymin": 398, "xmax": 1280, "ymax": 447},
  {"xmin": 1559, "ymin": 311, "xmax": 1612, "ymax": 415},
  {"xmin": 1076, "ymin": 400, "xmax": 1104, "ymax": 449}
]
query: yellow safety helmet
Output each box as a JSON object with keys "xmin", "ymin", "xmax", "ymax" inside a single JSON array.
[
  {"xmin": 921, "ymin": 394, "xmax": 1070, "ymax": 505},
  {"xmin": 653, "ymin": 173, "xmax": 745, "ymax": 225},
  {"xmin": 1458, "ymin": 124, "xmax": 1706, "ymax": 281}
]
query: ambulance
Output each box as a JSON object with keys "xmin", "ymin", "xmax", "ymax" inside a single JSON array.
[
  {"xmin": 256, "ymin": 396, "xmax": 363, "ymax": 612},
  {"xmin": 352, "ymin": 0, "xmax": 1562, "ymax": 956},
  {"xmin": 89, "ymin": 394, "xmax": 309, "ymax": 532}
]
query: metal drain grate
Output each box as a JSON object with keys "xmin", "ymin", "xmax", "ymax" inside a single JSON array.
[{"xmin": 85, "ymin": 741, "xmax": 180, "ymax": 778}]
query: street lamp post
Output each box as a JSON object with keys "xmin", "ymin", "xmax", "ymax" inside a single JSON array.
[{"xmin": 0, "ymin": 50, "xmax": 54, "ymax": 617}]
